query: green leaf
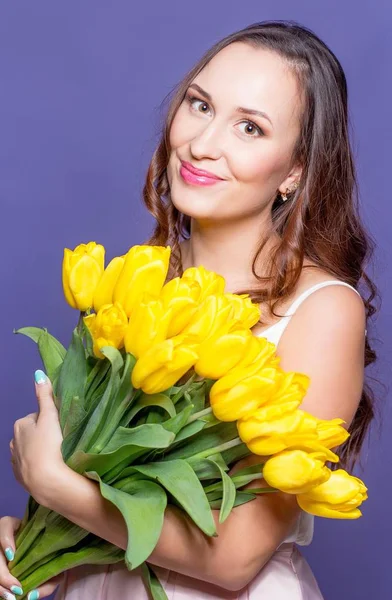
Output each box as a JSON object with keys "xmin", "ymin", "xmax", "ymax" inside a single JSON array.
[
  {"xmin": 87, "ymin": 473, "xmax": 167, "ymax": 570},
  {"xmin": 126, "ymin": 393, "xmax": 176, "ymax": 425},
  {"xmin": 68, "ymin": 424, "xmax": 175, "ymax": 478},
  {"xmin": 169, "ymin": 420, "xmax": 206, "ymax": 443},
  {"xmin": 163, "ymin": 421, "xmax": 238, "ymax": 461},
  {"xmin": 209, "ymin": 491, "xmax": 258, "ymax": 510},
  {"xmin": 162, "ymin": 404, "xmax": 195, "ymax": 436},
  {"xmin": 37, "ymin": 330, "xmax": 67, "ymax": 381},
  {"xmin": 84, "ymin": 359, "xmax": 111, "ymax": 406},
  {"xmin": 187, "ymin": 380, "xmax": 208, "ymax": 414},
  {"xmin": 62, "ymin": 396, "xmax": 87, "ymax": 440},
  {"xmin": 73, "ymin": 347, "xmax": 124, "ymax": 453},
  {"xmin": 191, "ymin": 459, "xmax": 223, "ymax": 480},
  {"xmin": 14, "ymin": 326, "xmax": 46, "ymax": 344},
  {"xmin": 14, "ymin": 327, "xmax": 67, "ymax": 382},
  {"xmin": 141, "ymin": 563, "xmax": 169, "ymax": 600},
  {"xmin": 57, "ymin": 328, "xmax": 87, "ymax": 430},
  {"xmin": 221, "ymin": 442, "xmax": 251, "ymax": 467},
  {"xmin": 103, "ymin": 424, "xmax": 175, "ymax": 455},
  {"xmin": 131, "ymin": 460, "xmax": 216, "ymax": 537},
  {"xmin": 207, "ymin": 459, "xmax": 236, "ymax": 524}
]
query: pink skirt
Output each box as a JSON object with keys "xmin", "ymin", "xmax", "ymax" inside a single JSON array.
[{"xmin": 54, "ymin": 542, "xmax": 324, "ymax": 599}]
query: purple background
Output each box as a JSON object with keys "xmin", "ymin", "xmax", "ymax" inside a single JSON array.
[{"xmin": 0, "ymin": 2, "xmax": 390, "ymax": 598}]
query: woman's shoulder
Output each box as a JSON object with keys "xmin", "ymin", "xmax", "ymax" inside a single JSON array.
[{"xmin": 254, "ymin": 260, "xmax": 364, "ymax": 336}]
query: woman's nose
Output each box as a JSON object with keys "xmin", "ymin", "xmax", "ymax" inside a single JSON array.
[{"xmin": 189, "ymin": 121, "xmax": 225, "ymax": 161}]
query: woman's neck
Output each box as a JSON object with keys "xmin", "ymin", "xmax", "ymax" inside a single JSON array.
[{"xmin": 180, "ymin": 218, "xmax": 280, "ymax": 293}]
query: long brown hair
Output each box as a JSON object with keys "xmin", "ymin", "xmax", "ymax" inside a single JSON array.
[{"xmin": 142, "ymin": 20, "xmax": 379, "ymax": 472}]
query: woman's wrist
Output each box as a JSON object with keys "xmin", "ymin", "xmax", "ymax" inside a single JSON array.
[{"xmin": 32, "ymin": 462, "xmax": 76, "ymax": 509}]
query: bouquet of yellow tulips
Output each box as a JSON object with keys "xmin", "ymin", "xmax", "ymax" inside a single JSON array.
[{"xmin": 10, "ymin": 242, "xmax": 368, "ymax": 599}]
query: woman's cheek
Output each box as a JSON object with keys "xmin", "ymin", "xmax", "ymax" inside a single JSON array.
[{"xmin": 233, "ymin": 147, "xmax": 290, "ymax": 188}]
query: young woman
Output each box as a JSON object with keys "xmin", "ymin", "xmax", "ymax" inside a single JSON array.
[{"xmin": 0, "ymin": 20, "xmax": 377, "ymax": 600}]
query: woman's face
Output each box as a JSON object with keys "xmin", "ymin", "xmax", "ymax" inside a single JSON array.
[{"xmin": 167, "ymin": 42, "xmax": 303, "ymax": 226}]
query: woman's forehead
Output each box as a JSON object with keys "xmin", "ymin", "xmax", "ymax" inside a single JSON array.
[{"xmin": 192, "ymin": 43, "xmax": 303, "ymax": 132}]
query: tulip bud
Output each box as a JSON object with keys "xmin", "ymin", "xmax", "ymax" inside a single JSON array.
[
  {"xmin": 160, "ymin": 277, "xmax": 202, "ymax": 337},
  {"xmin": 194, "ymin": 328, "xmax": 254, "ymax": 379},
  {"xmin": 93, "ymin": 256, "xmax": 125, "ymax": 312},
  {"xmin": 209, "ymin": 363, "xmax": 282, "ymax": 422},
  {"xmin": 182, "ymin": 265, "xmax": 225, "ymax": 299},
  {"xmin": 262, "ymin": 449, "xmax": 332, "ymax": 494},
  {"xmin": 315, "ymin": 417, "xmax": 350, "ymax": 450},
  {"xmin": 181, "ymin": 295, "xmax": 234, "ymax": 342},
  {"xmin": 224, "ymin": 293, "xmax": 261, "ymax": 329},
  {"xmin": 113, "ymin": 245, "xmax": 171, "ymax": 317},
  {"xmin": 62, "ymin": 242, "xmax": 105, "ymax": 311},
  {"xmin": 131, "ymin": 335, "xmax": 199, "ymax": 394},
  {"xmin": 297, "ymin": 469, "xmax": 368, "ymax": 519},
  {"xmin": 124, "ymin": 296, "xmax": 172, "ymax": 358},
  {"xmin": 83, "ymin": 302, "xmax": 128, "ymax": 359}
]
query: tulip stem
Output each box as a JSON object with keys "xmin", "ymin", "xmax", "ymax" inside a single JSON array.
[
  {"xmin": 187, "ymin": 437, "xmax": 243, "ymax": 463},
  {"xmin": 186, "ymin": 407, "xmax": 213, "ymax": 424}
]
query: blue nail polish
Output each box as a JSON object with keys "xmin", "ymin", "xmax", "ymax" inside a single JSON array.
[
  {"xmin": 27, "ymin": 591, "xmax": 40, "ymax": 600},
  {"xmin": 10, "ymin": 585, "xmax": 23, "ymax": 596},
  {"xmin": 34, "ymin": 370, "xmax": 48, "ymax": 385},
  {"xmin": 4, "ymin": 546, "xmax": 14, "ymax": 561}
]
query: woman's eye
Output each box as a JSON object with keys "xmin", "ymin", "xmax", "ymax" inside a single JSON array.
[
  {"xmin": 186, "ymin": 95, "xmax": 211, "ymax": 114},
  {"xmin": 184, "ymin": 94, "xmax": 264, "ymax": 137},
  {"xmin": 237, "ymin": 121, "xmax": 264, "ymax": 137}
]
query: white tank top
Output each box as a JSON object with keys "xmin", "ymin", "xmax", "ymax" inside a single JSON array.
[{"xmin": 255, "ymin": 280, "xmax": 365, "ymax": 546}]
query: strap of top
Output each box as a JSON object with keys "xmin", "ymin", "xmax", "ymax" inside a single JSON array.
[
  {"xmin": 263, "ymin": 280, "xmax": 367, "ymax": 339},
  {"xmin": 283, "ymin": 280, "xmax": 361, "ymax": 316}
]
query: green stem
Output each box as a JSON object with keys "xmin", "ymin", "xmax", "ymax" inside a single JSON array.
[
  {"xmin": 11, "ymin": 506, "xmax": 50, "ymax": 567},
  {"xmin": 204, "ymin": 472, "xmax": 264, "ymax": 494},
  {"xmin": 186, "ymin": 407, "xmax": 213, "ymax": 425},
  {"xmin": 187, "ymin": 437, "xmax": 243, "ymax": 463},
  {"xmin": 17, "ymin": 538, "xmax": 124, "ymax": 598},
  {"xmin": 171, "ymin": 373, "xmax": 197, "ymax": 404}
]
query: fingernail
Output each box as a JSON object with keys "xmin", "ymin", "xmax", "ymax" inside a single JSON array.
[
  {"xmin": 34, "ymin": 370, "xmax": 48, "ymax": 385},
  {"xmin": 4, "ymin": 546, "xmax": 14, "ymax": 561},
  {"xmin": 1, "ymin": 591, "xmax": 16, "ymax": 600},
  {"xmin": 27, "ymin": 592, "xmax": 40, "ymax": 600},
  {"xmin": 10, "ymin": 586, "xmax": 23, "ymax": 596}
]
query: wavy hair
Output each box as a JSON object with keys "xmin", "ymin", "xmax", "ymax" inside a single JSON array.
[{"xmin": 142, "ymin": 20, "xmax": 379, "ymax": 471}]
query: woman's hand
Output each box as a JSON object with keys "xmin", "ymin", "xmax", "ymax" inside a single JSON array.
[
  {"xmin": 10, "ymin": 370, "xmax": 65, "ymax": 501},
  {"xmin": 0, "ymin": 516, "xmax": 63, "ymax": 599}
]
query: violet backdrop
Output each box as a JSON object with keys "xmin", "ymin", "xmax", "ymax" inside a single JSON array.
[{"xmin": 0, "ymin": 2, "xmax": 390, "ymax": 598}]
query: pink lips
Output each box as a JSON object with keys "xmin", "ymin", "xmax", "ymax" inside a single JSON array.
[{"xmin": 179, "ymin": 160, "xmax": 225, "ymax": 186}]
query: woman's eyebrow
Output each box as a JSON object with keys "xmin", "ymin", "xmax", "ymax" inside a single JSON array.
[{"xmin": 188, "ymin": 83, "xmax": 274, "ymax": 128}]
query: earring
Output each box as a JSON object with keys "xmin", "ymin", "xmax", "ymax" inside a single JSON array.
[{"xmin": 281, "ymin": 181, "xmax": 299, "ymax": 202}]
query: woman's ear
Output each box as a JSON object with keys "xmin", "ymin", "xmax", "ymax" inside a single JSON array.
[{"xmin": 278, "ymin": 164, "xmax": 303, "ymax": 195}]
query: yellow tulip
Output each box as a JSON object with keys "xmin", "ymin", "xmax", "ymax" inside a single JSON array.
[
  {"xmin": 315, "ymin": 417, "xmax": 350, "ymax": 450},
  {"xmin": 237, "ymin": 409, "xmax": 339, "ymax": 461},
  {"xmin": 297, "ymin": 469, "xmax": 368, "ymax": 519},
  {"xmin": 232, "ymin": 335, "xmax": 280, "ymax": 371},
  {"xmin": 83, "ymin": 302, "xmax": 128, "ymax": 359},
  {"xmin": 209, "ymin": 362, "xmax": 282, "ymax": 422},
  {"xmin": 182, "ymin": 265, "xmax": 226, "ymax": 299},
  {"xmin": 93, "ymin": 256, "xmax": 125, "ymax": 312},
  {"xmin": 62, "ymin": 242, "xmax": 105, "ymax": 311},
  {"xmin": 131, "ymin": 335, "xmax": 199, "ymax": 394},
  {"xmin": 160, "ymin": 277, "xmax": 202, "ymax": 337},
  {"xmin": 124, "ymin": 297, "xmax": 172, "ymax": 358},
  {"xmin": 224, "ymin": 293, "xmax": 261, "ymax": 329},
  {"xmin": 239, "ymin": 372, "xmax": 309, "ymax": 422},
  {"xmin": 181, "ymin": 294, "xmax": 235, "ymax": 342},
  {"xmin": 263, "ymin": 449, "xmax": 332, "ymax": 494},
  {"xmin": 113, "ymin": 245, "xmax": 171, "ymax": 317},
  {"xmin": 194, "ymin": 327, "xmax": 254, "ymax": 379}
]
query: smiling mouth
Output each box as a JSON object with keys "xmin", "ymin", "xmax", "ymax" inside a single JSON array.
[
  {"xmin": 181, "ymin": 160, "xmax": 224, "ymax": 180},
  {"xmin": 179, "ymin": 163, "xmax": 226, "ymax": 187}
]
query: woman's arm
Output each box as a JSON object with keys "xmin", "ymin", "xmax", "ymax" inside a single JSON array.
[{"xmin": 14, "ymin": 285, "xmax": 366, "ymax": 592}]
